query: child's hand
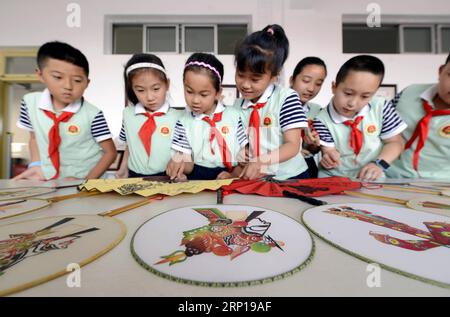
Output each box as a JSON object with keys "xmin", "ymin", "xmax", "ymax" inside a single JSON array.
[
  {"xmin": 174, "ymin": 173, "xmax": 188, "ymax": 182},
  {"xmin": 320, "ymin": 150, "xmax": 341, "ymax": 170},
  {"xmin": 301, "ymin": 148, "xmax": 312, "ymax": 157},
  {"xmin": 12, "ymin": 166, "xmax": 46, "ymax": 181},
  {"xmin": 304, "ymin": 130, "xmax": 320, "ymax": 146},
  {"xmin": 216, "ymin": 171, "xmax": 233, "ymax": 180},
  {"xmin": 237, "ymin": 147, "xmax": 249, "ymax": 166},
  {"xmin": 166, "ymin": 159, "xmax": 185, "ymax": 180},
  {"xmin": 239, "ymin": 161, "xmax": 266, "ymax": 180},
  {"xmin": 358, "ymin": 163, "xmax": 383, "ymax": 181},
  {"xmin": 115, "ymin": 168, "xmax": 129, "ymax": 179}
]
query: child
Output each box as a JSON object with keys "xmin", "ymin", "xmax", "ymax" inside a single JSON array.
[
  {"xmin": 166, "ymin": 53, "xmax": 248, "ymax": 180},
  {"xmin": 290, "ymin": 56, "xmax": 328, "ymax": 178},
  {"xmin": 386, "ymin": 53, "xmax": 450, "ymax": 180},
  {"xmin": 115, "ymin": 53, "xmax": 182, "ymax": 178},
  {"xmin": 14, "ymin": 41, "xmax": 116, "ymax": 180},
  {"xmin": 234, "ymin": 24, "xmax": 309, "ymax": 180},
  {"xmin": 313, "ymin": 55, "xmax": 407, "ymax": 181}
]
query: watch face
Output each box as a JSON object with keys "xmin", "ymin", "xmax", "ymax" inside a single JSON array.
[{"xmin": 378, "ymin": 159, "xmax": 390, "ymax": 169}]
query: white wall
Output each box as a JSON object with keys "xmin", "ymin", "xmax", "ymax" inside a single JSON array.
[{"xmin": 1, "ymin": 0, "xmax": 449, "ymax": 137}]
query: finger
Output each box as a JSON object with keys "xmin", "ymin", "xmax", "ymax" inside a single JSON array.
[
  {"xmin": 330, "ymin": 154, "xmax": 340, "ymax": 165},
  {"xmin": 322, "ymin": 156, "xmax": 334, "ymax": 167},
  {"xmin": 177, "ymin": 162, "xmax": 185, "ymax": 179},
  {"xmin": 13, "ymin": 169, "xmax": 32, "ymax": 180},
  {"xmin": 239, "ymin": 165, "xmax": 248, "ymax": 178},
  {"xmin": 357, "ymin": 167, "xmax": 368, "ymax": 179},
  {"xmin": 168, "ymin": 167, "xmax": 177, "ymax": 180}
]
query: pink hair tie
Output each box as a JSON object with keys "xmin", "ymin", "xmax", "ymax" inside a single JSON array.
[
  {"xmin": 185, "ymin": 61, "xmax": 222, "ymax": 83},
  {"xmin": 267, "ymin": 28, "xmax": 274, "ymax": 35}
]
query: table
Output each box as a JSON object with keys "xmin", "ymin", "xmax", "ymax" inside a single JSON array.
[{"xmin": 1, "ymin": 179, "xmax": 449, "ymax": 297}]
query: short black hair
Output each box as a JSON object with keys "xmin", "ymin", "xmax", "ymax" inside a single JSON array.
[
  {"xmin": 37, "ymin": 41, "xmax": 89, "ymax": 76},
  {"xmin": 235, "ymin": 24, "xmax": 289, "ymax": 76},
  {"xmin": 446, "ymin": 53, "xmax": 450, "ymax": 65},
  {"xmin": 335, "ymin": 55, "xmax": 385, "ymax": 86},
  {"xmin": 124, "ymin": 53, "xmax": 168, "ymax": 106},
  {"xmin": 183, "ymin": 52, "xmax": 224, "ymax": 92},
  {"xmin": 292, "ymin": 56, "xmax": 327, "ymax": 79}
]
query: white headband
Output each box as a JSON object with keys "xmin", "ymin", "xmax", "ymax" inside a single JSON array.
[{"xmin": 126, "ymin": 62, "xmax": 167, "ymax": 77}]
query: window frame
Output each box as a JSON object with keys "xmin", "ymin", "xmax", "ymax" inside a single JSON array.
[
  {"xmin": 105, "ymin": 15, "xmax": 251, "ymax": 55},
  {"xmin": 399, "ymin": 24, "xmax": 436, "ymax": 54},
  {"xmin": 437, "ymin": 24, "xmax": 450, "ymax": 54},
  {"xmin": 112, "ymin": 24, "xmax": 143, "ymax": 55},
  {"xmin": 181, "ymin": 24, "xmax": 217, "ymax": 54},
  {"xmin": 342, "ymin": 23, "xmax": 400, "ymax": 54},
  {"xmin": 341, "ymin": 15, "xmax": 450, "ymax": 55},
  {"xmin": 143, "ymin": 24, "xmax": 179, "ymax": 54}
]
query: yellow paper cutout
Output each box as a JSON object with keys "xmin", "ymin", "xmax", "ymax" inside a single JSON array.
[{"xmin": 79, "ymin": 178, "xmax": 234, "ymax": 197}]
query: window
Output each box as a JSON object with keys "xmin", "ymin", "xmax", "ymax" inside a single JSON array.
[
  {"xmin": 110, "ymin": 21, "xmax": 248, "ymax": 55},
  {"xmin": 342, "ymin": 15, "xmax": 450, "ymax": 54},
  {"xmin": 438, "ymin": 25, "xmax": 450, "ymax": 53},
  {"xmin": 218, "ymin": 24, "xmax": 248, "ymax": 54},
  {"xmin": 183, "ymin": 25, "xmax": 216, "ymax": 53},
  {"xmin": 5, "ymin": 56, "xmax": 37, "ymax": 74},
  {"xmin": 113, "ymin": 24, "xmax": 143, "ymax": 54},
  {"xmin": 145, "ymin": 25, "xmax": 178, "ymax": 53},
  {"xmin": 343, "ymin": 24, "xmax": 399, "ymax": 53},
  {"xmin": 400, "ymin": 25, "xmax": 435, "ymax": 53}
]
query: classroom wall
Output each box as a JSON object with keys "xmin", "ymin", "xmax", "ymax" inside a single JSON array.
[{"xmin": 1, "ymin": 0, "xmax": 449, "ymax": 137}]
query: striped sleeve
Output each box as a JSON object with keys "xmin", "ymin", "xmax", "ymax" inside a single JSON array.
[
  {"xmin": 380, "ymin": 100, "xmax": 407, "ymax": 139},
  {"xmin": 390, "ymin": 91, "xmax": 403, "ymax": 109},
  {"xmin": 279, "ymin": 92, "xmax": 308, "ymax": 132},
  {"xmin": 91, "ymin": 111, "xmax": 112, "ymax": 142},
  {"xmin": 236, "ymin": 117, "xmax": 248, "ymax": 147},
  {"xmin": 16, "ymin": 99, "xmax": 33, "ymax": 131},
  {"xmin": 313, "ymin": 119, "xmax": 335, "ymax": 147},
  {"xmin": 171, "ymin": 120, "xmax": 192, "ymax": 154},
  {"xmin": 119, "ymin": 122, "xmax": 127, "ymax": 143}
]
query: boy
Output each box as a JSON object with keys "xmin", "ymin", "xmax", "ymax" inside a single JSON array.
[
  {"xmin": 14, "ymin": 41, "xmax": 116, "ymax": 180},
  {"xmin": 313, "ymin": 55, "xmax": 407, "ymax": 180},
  {"xmin": 386, "ymin": 53, "xmax": 450, "ymax": 180}
]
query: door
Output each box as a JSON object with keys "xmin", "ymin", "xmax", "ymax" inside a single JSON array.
[{"xmin": 0, "ymin": 50, "xmax": 39, "ymax": 178}]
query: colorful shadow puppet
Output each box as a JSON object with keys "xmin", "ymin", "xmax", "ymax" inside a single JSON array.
[
  {"xmin": 324, "ymin": 206, "xmax": 450, "ymax": 251},
  {"xmin": 0, "ymin": 217, "xmax": 99, "ymax": 276},
  {"xmin": 156, "ymin": 208, "xmax": 284, "ymax": 265}
]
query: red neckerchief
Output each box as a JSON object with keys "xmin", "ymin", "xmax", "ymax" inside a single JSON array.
[
  {"xmin": 343, "ymin": 115, "xmax": 364, "ymax": 157},
  {"xmin": 43, "ymin": 110, "xmax": 75, "ymax": 179},
  {"xmin": 202, "ymin": 112, "xmax": 233, "ymax": 172},
  {"xmin": 405, "ymin": 100, "xmax": 450, "ymax": 170},
  {"xmin": 138, "ymin": 111, "xmax": 165, "ymax": 157}
]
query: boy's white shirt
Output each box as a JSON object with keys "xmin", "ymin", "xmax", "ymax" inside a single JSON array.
[
  {"xmin": 419, "ymin": 84, "xmax": 438, "ymax": 106},
  {"xmin": 16, "ymin": 88, "xmax": 82, "ymax": 131},
  {"xmin": 320, "ymin": 100, "xmax": 371, "ymax": 148}
]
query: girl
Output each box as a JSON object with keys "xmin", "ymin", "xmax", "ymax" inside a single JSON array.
[
  {"xmin": 290, "ymin": 57, "xmax": 327, "ymax": 178},
  {"xmin": 234, "ymin": 24, "xmax": 309, "ymax": 180},
  {"xmin": 116, "ymin": 53, "xmax": 182, "ymax": 178},
  {"xmin": 166, "ymin": 53, "xmax": 248, "ymax": 181}
]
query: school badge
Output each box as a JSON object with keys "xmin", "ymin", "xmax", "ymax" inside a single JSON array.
[
  {"xmin": 263, "ymin": 115, "xmax": 273, "ymax": 127},
  {"xmin": 365, "ymin": 124, "xmax": 378, "ymax": 135},
  {"xmin": 221, "ymin": 125, "xmax": 229, "ymax": 135},
  {"xmin": 67, "ymin": 124, "xmax": 80, "ymax": 135},
  {"xmin": 160, "ymin": 125, "xmax": 171, "ymax": 137},
  {"xmin": 438, "ymin": 124, "xmax": 450, "ymax": 138}
]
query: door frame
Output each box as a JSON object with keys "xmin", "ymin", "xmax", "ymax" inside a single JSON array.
[{"xmin": 0, "ymin": 50, "xmax": 39, "ymax": 178}]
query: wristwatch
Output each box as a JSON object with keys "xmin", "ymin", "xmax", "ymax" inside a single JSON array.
[{"xmin": 372, "ymin": 159, "xmax": 390, "ymax": 170}]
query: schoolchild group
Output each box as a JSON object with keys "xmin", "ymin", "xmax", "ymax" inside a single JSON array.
[{"xmin": 14, "ymin": 24, "xmax": 450, "ymax": 182}]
